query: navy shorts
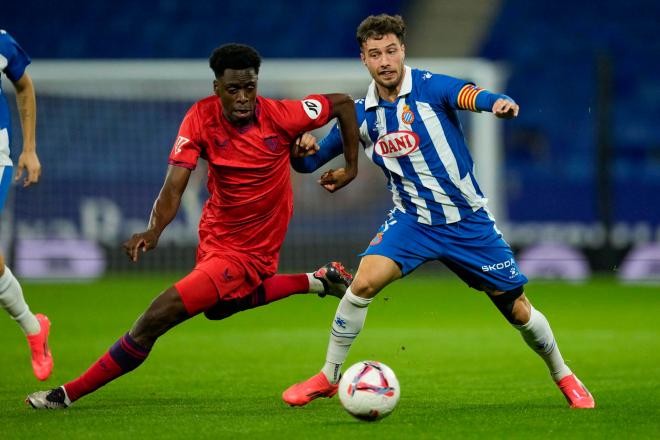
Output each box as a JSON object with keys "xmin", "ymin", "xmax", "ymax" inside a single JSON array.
[
  {"xmin": 360, "ymin": 208, "xmax": 528, "ymax": 292},
  {"xmin": 0, "ymin": 166, "xmax": 12, "ymax": 214}
]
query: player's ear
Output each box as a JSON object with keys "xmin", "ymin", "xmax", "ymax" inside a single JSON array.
[
  {"xmin": 360, "ymin": 50, "xmax": 367, "ymax": 66},
  {"xmin": 213, "ymin": 79, "xmax": 221, "ymax": 96},
  {"xmin": 401, "ymin": 43, "xmax": 406, "ymax": 59}
]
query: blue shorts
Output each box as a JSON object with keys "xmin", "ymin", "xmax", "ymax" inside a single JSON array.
[
  {"xmin": 0, "ymin": 166, "xmax": 12, "ymax": 214},
  {"xmin": 360, "ymin": 208, "xmax": 528, "ymax": 292}
]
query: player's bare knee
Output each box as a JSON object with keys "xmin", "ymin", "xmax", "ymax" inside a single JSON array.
[
  {"xmin": 488, "ymin": 287, "xmax": 526, "ymax": 324},
  {"xmin": 510, "ymin": 295, "xmax": 531, "ymax": 324},
  {"xmin": 349, "ymin": 277, "xmax": 379, "ymax": 298}
]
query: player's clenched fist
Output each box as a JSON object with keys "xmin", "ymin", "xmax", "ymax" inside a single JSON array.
[
  {"xmin": 292, "ymin": 133, "xmax": 320, "ymax": 158},
  {"xmin": 492, "ymin": 98, "xmax": 519, "ymax": 119},
  {"xmin": 318, "ymin": 167, "xmax": 357, "ymax": 193},
  {"xmin": 123, "ymin": 230, "xmax": 160, "ymax": 262}
]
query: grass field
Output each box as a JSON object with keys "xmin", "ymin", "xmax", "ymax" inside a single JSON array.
[{"xmin": 1, "ymin": 275, "xmax": 659, "ymax": 439}]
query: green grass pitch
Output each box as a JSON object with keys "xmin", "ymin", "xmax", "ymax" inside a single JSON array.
[{"xmin": 1, "ymin": 275, "xmax": 658, "ymax": 439}]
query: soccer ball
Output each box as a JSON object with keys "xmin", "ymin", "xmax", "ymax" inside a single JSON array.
[{"xmin": 338, "ymin": 360, "xmax": 400, "ymax": 421}]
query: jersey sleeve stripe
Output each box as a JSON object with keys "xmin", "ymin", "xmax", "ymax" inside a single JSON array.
[
  {"xmin": 457, "ymin": 85, "xmax": 484, "ymax": 112},
  {"xmin": 457, "ymin": 85, "xmax": 470, "ymax": 109},
  {"xmin": 466, "ymin": 88, "xmax": 478, "ymax": 111},
  {"xmin": 468, "ymin": 88, "xmax": 481, "ymax": 111},
  {"xmin": 168, "ymin": 159, "xmax": 195, "ymax": 170},
  {"xmin": 458, "ymin": 85, "xmax": 474, "ymax": 110},
  {"xmin": 467, "ymin": 87, "xmax": 480, "ymax": 111}
]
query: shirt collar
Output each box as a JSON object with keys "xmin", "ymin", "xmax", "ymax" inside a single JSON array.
[{"xmin": 365, "ymin": 65, "xmax": 412, "ymax": 110}]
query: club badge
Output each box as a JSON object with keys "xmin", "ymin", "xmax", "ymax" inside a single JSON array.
[{"xmin": 401, "ymin": 105, "xmax": 415, "ymax": 124}]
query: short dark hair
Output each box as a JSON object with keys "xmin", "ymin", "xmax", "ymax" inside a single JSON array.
[
  {"xmin": 356, "ymin": 14, "xmax": 406, "ymax": 48},
  {"xmin": 209, "ymin": 43, "xmax": 262, "ymax": 78}
]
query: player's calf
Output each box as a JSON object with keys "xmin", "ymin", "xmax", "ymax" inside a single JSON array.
[
  {"xmin": 27, "ymin": 288, "xmax": 193, "ymax": 408},
  {"xmin": 500, "ymin": 294, "xmax": 591, "ymax": 407},
  {"xmin": 487, "ymin": 286, "xmax": 527, "ymax": 324},
  {"xmin": 204, "ymin": 263, "xmax": 353, "ymax": 320},
  {"xmin": 131, "ymin": 287, "xmax": 191, "ymax": 348}
]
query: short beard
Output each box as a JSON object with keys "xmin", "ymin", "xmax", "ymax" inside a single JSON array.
[{"xmin": 375, "ymin": 74, "xmax": 401, "ymax": 91}]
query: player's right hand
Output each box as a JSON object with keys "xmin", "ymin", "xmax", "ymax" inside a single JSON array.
[
  {"xmin": 123, "ymin": 230, "xmax": 159, "ymax": 262},
  {"xmin": 318, "ymin": 167, "xmax": 357, "ymax": 193},
  {"xmin": 291, "ymin": 133, "xmax": 319, "ymax": 158},
  {"xmin": 492, "ymin": 98, "xmax": 519, "ymax": 119},
  {"xmin": 15, "ymin": 150, "xmax": 41, "ymax": 187}
]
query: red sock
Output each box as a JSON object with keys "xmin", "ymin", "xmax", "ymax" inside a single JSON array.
[
  {"xmin": 262, "ymin": 274, "xmax": 310, "ymax": 302},
  {"xmin": 203, "ymin": 274, "xmax": 310, "ymax": 320},
  {"xmin": 64, "ymin": 333, "xmax": 150, "ymax": 402}
]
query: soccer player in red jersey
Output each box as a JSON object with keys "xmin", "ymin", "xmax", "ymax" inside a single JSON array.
[{"xmin": 26, "ymin": 43, "xmax": 359, "ymax": 409}]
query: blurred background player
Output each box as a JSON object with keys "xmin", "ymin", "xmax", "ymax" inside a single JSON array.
[
  {"xmin": 0, "ymin": 29, "xmax": 52, "ymax": 381},
  {"xmin": 283, "ymin": 14, "xmax": 594, "ymax": 409},
  {"xmin": 26, "ymin": 43, "xmax": 358, "ymax": 408}
]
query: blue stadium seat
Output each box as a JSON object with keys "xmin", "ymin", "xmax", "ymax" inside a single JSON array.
[{"xmin": 481, "ymin": 0, "xmax": 660, "ymax": 222}]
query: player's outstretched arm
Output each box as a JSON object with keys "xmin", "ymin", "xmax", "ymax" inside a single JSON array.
[
  {"xmin": 11, "ymin": 72, "xmax": 41, "ymax": 187},
  {"xmin": 454, "ymin": 83, "xmax": 520, "ymax": 119},
  {"xmin": 123, "ymin": 165, "xmax": 191, "ymax": 262},
  {"xmin": 318, "ymin": 94, "xmax": 359, "ymax": 193}
]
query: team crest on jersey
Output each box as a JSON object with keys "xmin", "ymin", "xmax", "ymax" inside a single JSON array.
[
  {"xmin": 375, "ymin": 131, "xmax": 420, "ymax": 158},
  {"xmin": 369, "ymin": 232, "xmax": 384, "ymax": 246},
  {"xmin": 212, "ymin": 135, "xmax": 228, "ymax": 149},
  {"xmin": 401, "ymin": 105, "xmax": 415, "ymax": 124},
  {"xmin": 173, "ymin": 136, "xmax": 190, "ymax": 154},
  {"xmin": 264, "ymin": 136, "xmax": 279, "ymax": 152}
]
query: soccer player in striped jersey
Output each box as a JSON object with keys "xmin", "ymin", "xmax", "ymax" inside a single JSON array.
[
  {"xmin": 282, "ymin": 14, "xmax": 594, "ymax": 409},
  {"xmin": 0, "ymin": 30, "xmax": 53, "ymax": 381}
]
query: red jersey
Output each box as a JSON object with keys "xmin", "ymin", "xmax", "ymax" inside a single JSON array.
[{"xmin": 168, "ymin": 94, "xmax": 332, "ymax": 266}]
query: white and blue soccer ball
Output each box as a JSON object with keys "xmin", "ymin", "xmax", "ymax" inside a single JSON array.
[{"xmin": 338, "ymin": 360, "xmax": 400, "ymax": 421}]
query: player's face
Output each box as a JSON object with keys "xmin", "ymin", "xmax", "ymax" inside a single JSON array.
[
  {"xmin": 360, "ymin": 34, "xmax": 406, "ymax": 90},
  {"xmin": 214, "ymin": 68, "xmax": 258, "ymax": 126}
]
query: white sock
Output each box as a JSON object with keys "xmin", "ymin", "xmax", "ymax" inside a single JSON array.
[
  {"xmin": 306, "ymin": 273, "xmax": 324, "ymax": 294},
  {"xmin": 515, "ymin": 306, "xmax": 572, "ymax": 382},
  {"xmin": 0, "ymin": 266, "xmax": 41, "ymax": 335},
  {"xmin": 321, "ymin": 287, "xmax": 372, "ymax": 383}
]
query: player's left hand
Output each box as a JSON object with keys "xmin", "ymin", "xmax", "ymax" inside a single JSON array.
[
  {"xmin": 15, "ymin": 150, "xmax": 41, "ymax": 187},
  {"xmin": 492, "ymin": 98, "xmax": 519, "ymax": 119},
  {"xmin": 291, "ymin": 133, "xmax": 319, "ymax": 158},
  {"xmin": 318, "ymin": 167, "xmax": 356, "ymax": 193}
]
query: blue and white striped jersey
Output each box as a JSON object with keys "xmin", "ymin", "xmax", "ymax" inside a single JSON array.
[
  {"xmin": 0, "ymin": 29, "xmax": 31, "ymax": 166},
  {"xmin": 322, "ymin": 66, "xmax": 490, "ymax": 225}
]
